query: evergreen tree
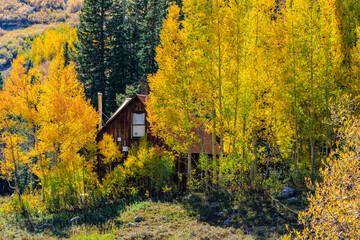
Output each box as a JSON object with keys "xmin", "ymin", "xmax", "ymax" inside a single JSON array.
[
  {"xmin": 107, "ymin": 1, "xmax": 127, "ymax": 114},
  {"xmin": 138, "ymin": 0, "xmax": 171, "ymax": 79},
  {"xmin": 76, "ymin": 0, "xmax": 114, "ymax": 114}
]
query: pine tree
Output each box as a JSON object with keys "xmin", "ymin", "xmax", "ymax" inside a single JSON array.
[
  {"xmin": 138, "ymin": 0, "xmax": 170, "ymax": 79},
  {"xmin": 76, "ymin": 0, "xmax": 114, "ymax": 114},
  {"xmin": 107, "ymin": 0, "xmax": 127, "ymax": 113}
]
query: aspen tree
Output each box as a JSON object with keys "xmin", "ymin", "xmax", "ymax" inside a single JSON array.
[
  {"xmin": 289, "ymin": 101, "xmax": 360, "ymax": 239},
  {"xmin": 147, "ymin": 3, "xmax": 200, "ymax": 181},
  {"xmin": 245, "ymin": 0, "xmax": 276, "ymax": 186},
  {"xmin": 36, "ymin": 55, "xmax": 98, "ymax": 205},
  {"xmin": 292, "ymin": 0, "xmax": 341, "ymax": 180},
  {"xmin": 222, "ymin": 0, "xmax": 250, "ymax": 157},
  {"xmin": 0, "ymin": 56, "xmax": 42, "ymax": 195},
  {"xmin": 182, "ymin": 0, "xmax": 218, "ymax": 178},
  {"xmin": 98, "ymin": 133, "xmax": 123, "ymax": 172}
]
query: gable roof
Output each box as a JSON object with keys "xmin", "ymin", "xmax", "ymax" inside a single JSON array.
[{"xmin": 99, "ymin": 94, "xmax": 147, "ymax": 132}]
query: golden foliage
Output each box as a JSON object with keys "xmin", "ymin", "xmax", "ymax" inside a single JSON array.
[
  {"xmin": 98, "ymin": 133, "xmax": 123, "ymax": 166},
  {"xmin": 0, "ymin": 133, "xmax": 29, "ymax": 182},
  {"xmin": 0, "ymin": 54, "xmax": 98, "ymax": 211},
  {"xmin": 288, "ymin": 110, "xmax": 360, "ymax": 239},
  {"xmin": 26, "ymin": 23, "xmax": 78, "ymax": 66},
  {"xmin": 124, "ymin": 137, "xmax": 175, "ymax": 194}
]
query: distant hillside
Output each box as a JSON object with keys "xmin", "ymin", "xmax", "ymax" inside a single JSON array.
[
  {"xmin": 0, "ymin": 0, "xmax": 83, "ymax": 30},
  {"xmin": 0, "ymin": 0, "xmax": 82, "ymax": 73}
]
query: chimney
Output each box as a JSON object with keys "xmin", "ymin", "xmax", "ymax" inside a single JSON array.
[{"xmin": 98, "ymin": 92, "xmax": 103, "ymax": 130}]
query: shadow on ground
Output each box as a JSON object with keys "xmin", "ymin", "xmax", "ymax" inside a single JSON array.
[
  {"xmin": 180, "ymin": 189, "xmax": 306, "ymax": 239},
  {"xmin": 10, "ymin": 197, "xmax": 142, "ymax": 239}
]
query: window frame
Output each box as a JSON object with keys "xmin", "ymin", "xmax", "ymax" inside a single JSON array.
[{"xmin": 131, "ymin": 112, "xmax": 146, "ymax": 139}]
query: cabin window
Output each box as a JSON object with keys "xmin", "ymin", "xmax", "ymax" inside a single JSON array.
[{"xmin": 132, "ymin": 113, "xmax": 145, "ymax": 138}]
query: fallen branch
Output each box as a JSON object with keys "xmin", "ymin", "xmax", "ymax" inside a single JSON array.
[{"xmin": 268, "ymin": 194, "xmax": 300, "ymax": 216}]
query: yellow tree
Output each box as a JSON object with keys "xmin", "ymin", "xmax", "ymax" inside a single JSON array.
[
  {"xmin": 147, "ymin": 2, "xmax": 201, "ymax": 181},
  {"xmin": 182, "ymin": 0, "xmax": 229, "ymax": 180},
  {"xmin": 27, "ymin": 23, "xmax": 78, "ymax": 67},
  {"xmin": 98, "ymin": 133, "xmax": 123, "ymax": 172},
  {"xmin": 36, "ymin": 55, "xmax": 98, "ymax": 207},
  {"xmin": 0, "ymin": 132, "xmax": 29, "ymax": 199},
  {"xmin": 237, "ymin": 0, "xmax": 278, "ymax": 185},
  {"xmin": 0, "ymin": 56, "xmax": 42, "ymax": 194},
  {"xmin": 221, "ymin": 0, "xmax": 251, "ymax": 158},
  {"xmin": 288, "ymin": 100, "xmax": 360, "ymax": 239},
  {"xmin": 282, "ymin": 0, "xmax": 342, "ymax": 180}
]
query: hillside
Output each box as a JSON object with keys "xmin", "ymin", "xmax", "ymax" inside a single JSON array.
[{"xmin": 0, "ymin": 0, "xmax": 82, "ymax": 73}]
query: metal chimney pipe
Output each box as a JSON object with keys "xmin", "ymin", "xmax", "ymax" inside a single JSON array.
[{"xmin": 98, "ymin": 92, "xmax": 103, "ymax": 130}]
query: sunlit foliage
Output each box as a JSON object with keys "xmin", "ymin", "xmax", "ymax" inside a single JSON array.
[
  {"xmin": 285, "ymin": 99, "xmax": 360, "ymax": 239},
  {"xmin": 0, "ymin": 54, "xmax": 98, "ymax": 211},
  {"xmin": 124, "ymin": 137, "xmax": 175, "ymax": 195},
  {"xmin": 98, "ymin": 133, "xmax": 123, "ymax": 172}
]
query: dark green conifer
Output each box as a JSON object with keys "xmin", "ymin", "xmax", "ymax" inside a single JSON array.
[{"xmin": 76, "ymin": 0, "xmax": 114, "ymax": 114}]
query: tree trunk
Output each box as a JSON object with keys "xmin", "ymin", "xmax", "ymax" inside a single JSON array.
[
  {"xmin": 251, "ymin": 128, "xmax": 258, "ymax": 187},
  {"xmin": 212, "ymin": 109, "xmax": 217, "ymax": 182},
  {"xmin": 187, "ymin": 146, "xmax": 192, "ymax": 182},
  {"xmin": 242, "ymin": 117, "xmax": 246, "ymax": 163},
  {"xmin": 310, "ymin": 49, "xmax": 315, "ymax": 181}
]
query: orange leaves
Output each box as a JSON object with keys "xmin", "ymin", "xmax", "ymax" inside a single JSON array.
[
  {"xmin": 1, "ymin": 56, "xmax": 42, "ymax": 127},
  {"xmin": 0, "ymin": 50, "xmax": 97, "ymax": 209},
  {"xmin": 0, "ymin": 132, "xmax": 29, "ymax": 181}
]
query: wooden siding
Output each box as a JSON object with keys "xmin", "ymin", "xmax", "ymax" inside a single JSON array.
[{"xmin": 95, "ymin": 95, "xmax": 161, "ymax": 178}]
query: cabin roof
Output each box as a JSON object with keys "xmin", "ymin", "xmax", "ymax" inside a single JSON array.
[{"xmin": 99, "ymin": 94, "xmax": 146, "ymax": 132}]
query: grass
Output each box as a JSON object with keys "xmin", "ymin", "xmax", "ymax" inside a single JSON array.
[{"xmin": 0, "ymin": 188, "xmax": 307, "ymax": 239}]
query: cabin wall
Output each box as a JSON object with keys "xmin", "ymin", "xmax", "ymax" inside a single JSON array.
[{"xmin": 96, "ymin": 97, "xmax": 161, "ymax": 178}]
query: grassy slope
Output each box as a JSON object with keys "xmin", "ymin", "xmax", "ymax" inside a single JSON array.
[
  {"xmin": 0, "ymin": 189, "xmax": 307, "ymax": 240},
  {"xmin": 0, "ymin": 197, "xmax": 252, "ymax": 240}
]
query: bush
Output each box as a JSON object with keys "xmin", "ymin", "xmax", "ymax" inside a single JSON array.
[
  {"xmin": 287, "ymin": 115, "xmax": 360, "ymax": 239},
  {"xmin": 124, "ymin": 137, "xmax": 175, "ymax": 196},
  {"xmin": 1, "ymin": 191, "xmax": 46, "ymax": 216}
]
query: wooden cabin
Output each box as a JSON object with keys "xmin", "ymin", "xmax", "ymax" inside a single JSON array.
[{"xmin": 95, "ymin": 94, "xmax": 219, "ymax": 180}]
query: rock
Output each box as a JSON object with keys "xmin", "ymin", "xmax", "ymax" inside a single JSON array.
[
  {"xmin": 215, "ymin": 211, "xmax": 225, "ymax": 217},
  {"xmin": 286, "ymin": 197, "xmax": 298, "ymax": 204},
  {"xmin": 128, "ymin": 222, "xmax": 135, "ymax": 226},
  {"xmin": 69, "ymin": 216, "xmax": 81, "ymax": 224},
  {"xmin": 208, "ymin": 203, "xmax": 220, "ymax": 209},
  {"xmin": 280, "ymin": 186, "xmax": 294, "ymax": 197},
  {"xmin": 223, "ymin": 219, "xmax": 232, "ymax": 225},
  {"xmin": 134, "ymin": 216, "xmax": 144, "ymax": 222}
]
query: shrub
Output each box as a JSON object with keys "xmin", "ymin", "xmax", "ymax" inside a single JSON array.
[
  {"xmin": 124, "ymin": 137, "xmax": 175, "ymax": 196},
  {"xmin": 1, "ymin": 191, "xmax": 46, "ymax": 216},
  {"xmin": 287, "ymin": 115, "xmax": 360, "ymax": 239}
]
